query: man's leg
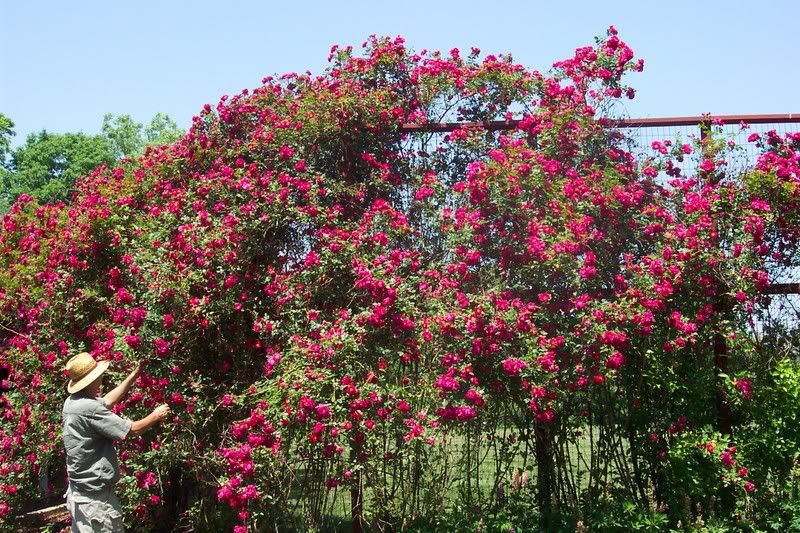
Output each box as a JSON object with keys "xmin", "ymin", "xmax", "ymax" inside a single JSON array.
[
  {"xmin": 69, "ymin": 498, "xmax": 96, "ymax": 532},
  {"xmin": 73, "ymin": 492, "xmax": 125, "ymax": 532}
]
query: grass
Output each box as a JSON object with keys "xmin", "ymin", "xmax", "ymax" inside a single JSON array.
[{"xmin": 278, "ymin": 425, "xmax": 606, "ymax": 531}]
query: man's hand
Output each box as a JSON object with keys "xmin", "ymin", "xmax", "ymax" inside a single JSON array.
[
  {"xmin": 152, "ymin": 404, "xmax": 171, "ymax": 422},
  {"xmin": 129, "ymin": 404, "xmax": 172, "ymax": 438},
  {"xmin": 104, "ymin": 360, "xmax": 144, "ymax": 408}
]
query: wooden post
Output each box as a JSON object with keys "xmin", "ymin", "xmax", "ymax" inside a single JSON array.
[
  {"xmin": 534, "ymin": 423, "xmax": 556, "ymax": 523},
  {"xmin": 698, "ymin": 119, "xmax": 735, "ymax": 437},
  {"xmin": 351, "ymin": 444, "xmax": 363, "ymax": 533}
]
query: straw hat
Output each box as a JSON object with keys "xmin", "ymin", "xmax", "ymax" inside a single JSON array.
[{"xmin": 66, "ymin": 352, "xmax": 110, "ymax": 394}]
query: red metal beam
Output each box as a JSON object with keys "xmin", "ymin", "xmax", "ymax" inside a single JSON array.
[
  {"xmin": 401, "ymin": 121, "xmax": 515, "ymax": 133},
  {"xmin": 763, "ymin": 283, "xmax": 800, "ymax": 295},
  {"xmin": 401, "ymin": 113, "xmax": 800, "ymax": 133}
]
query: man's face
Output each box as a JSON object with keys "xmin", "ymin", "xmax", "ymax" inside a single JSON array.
[{"xmin": 86, "ymin": 375, "xmax": 103, "ymax": 397}]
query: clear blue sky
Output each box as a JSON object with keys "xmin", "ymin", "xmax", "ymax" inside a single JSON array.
[{"xmin": 3, "ymin": 0, "xmax": 798, "ymax": 146}]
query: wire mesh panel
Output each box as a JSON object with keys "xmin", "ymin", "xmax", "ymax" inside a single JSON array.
[{"xmin": 618, "ymin": 119, "xmax": 800, "ymax": 177}]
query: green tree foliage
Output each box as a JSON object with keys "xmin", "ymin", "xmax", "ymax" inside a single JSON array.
[
  {"xmin": 143, "ymin": 112, "xmax": 183, "ymax": 148},
  {"xmin": 0, "ymin": 114, "xmax": 15, "ymax": 213},
  {"xmin": 0, "ymin": 113, "xmax": 183, "ymax": 212},
  {"xmin": 1, "ymin": 130, "xmax": 115, "ymax": 208},
  {"xmin": 101, "ymin": 113, "xmax": 144, "ymax": 160},
  {"xmin": 0, "ymin": 113, "xmax": 14, "ymax": 162},
  {"xmin": 102, "ymin": 112, "xmax": 184, "ymax": 159}
]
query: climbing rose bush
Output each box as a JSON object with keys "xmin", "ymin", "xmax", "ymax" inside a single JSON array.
[{"xmin": 0, "ymin": 28, "xmax": 798, "ymax": 531}]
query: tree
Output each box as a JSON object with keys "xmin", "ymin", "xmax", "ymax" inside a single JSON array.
[
  {"xmin": 102, "ymin": 112, "xmax": 184, "ymax": 159},
  {"xmin": 0, "ymin": 113, "xmax": 183, "ymax": 212},
  {"xmin": 101, "ymin": 113, "xmax": 144, "ymax": 159},
  {"xmin": 0, "ymin": 113, "xmax": 15, "ymax": 162},
  {"xmin": 1, "ymin": 130, "xmax": 116, "ymax": 208},
  {"xmin": 143, "ymin": 112, "xmax": 183, "ymax": 147},
  {"xmin": 0, "ymin": 114, "xmax": 15, "ymax": 213}
]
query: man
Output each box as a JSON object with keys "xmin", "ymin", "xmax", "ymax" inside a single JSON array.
[{"xmin": 63, "ymin": 352, "xmax": 171, "ymax": 532}]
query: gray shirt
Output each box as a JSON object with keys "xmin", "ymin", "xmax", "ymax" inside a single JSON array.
[{"xmin": 62, "ymin": 394, "xmax": 132, "ymax": 494}]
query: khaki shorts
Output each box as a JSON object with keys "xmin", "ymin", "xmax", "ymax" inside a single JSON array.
[{"xmin": 66, "ymin": 487, "xmax": 125, "ymax": 533}]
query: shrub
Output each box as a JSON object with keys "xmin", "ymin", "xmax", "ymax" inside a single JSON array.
[{"xmin": 0, "ymin": 29, "xmax": 798, "ymax": 531}]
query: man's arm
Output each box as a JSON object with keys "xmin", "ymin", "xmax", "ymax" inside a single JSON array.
[
  {"xmin": 103, "ymin": 362, "xmax": 143, "ymax": 408},
  {"xmin": 129, "ymin": 404, "xmax": 171, "ymax": 438}
]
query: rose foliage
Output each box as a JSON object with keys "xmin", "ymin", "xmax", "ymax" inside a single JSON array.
[{"xmin": 1, "ymin": 29, "xmax": 799, "ymax": 531}]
